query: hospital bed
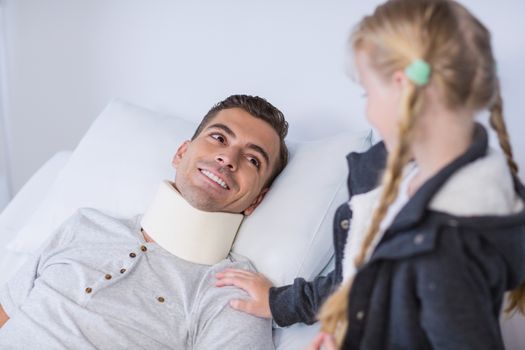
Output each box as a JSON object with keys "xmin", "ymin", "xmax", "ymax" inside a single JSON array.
[
  {"xmin": 0, "ymin": 99, "xmax": 371, "ymax": 349},
  {"xmin": 1, "ymin": 100, "xmax": 524, "ymax": 349}
]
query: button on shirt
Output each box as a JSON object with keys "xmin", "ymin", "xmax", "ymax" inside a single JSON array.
[{"xmin": 0, "ymin": 208, "xmax": 273, "ymax": 350}]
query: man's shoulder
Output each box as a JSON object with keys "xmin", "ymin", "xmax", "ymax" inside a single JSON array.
[
  {"xmin": 211, "ymin": 252, "xmax": 256, "ymax": 273},
  {"xmin": 65, "ymin": 208, "xmax": 142, "ymax": 244},
  {"xmin": 191, "ymin": 256, "xmax": 273, "ymax": 349},
  {"xmin": 196, "ymin": 253, "xmax": 256, "ymax": 303},
  {"xmin": 194, "ymin": 254, "xmax": 260, "ymax": 315},
  {"xmin": 74, "ymin": 207, "xmax": 134, "ymax": 223}
]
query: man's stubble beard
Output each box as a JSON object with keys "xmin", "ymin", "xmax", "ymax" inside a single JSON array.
[{"xmin": 175, "ymin": 179, "xmax": 224, "ymax": 213}]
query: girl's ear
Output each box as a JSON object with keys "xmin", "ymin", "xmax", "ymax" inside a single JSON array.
[
  {"xmin": 393, "ymin": 69, "xmax": 410, "ymax": 90},
  {"xmin": 392, "ymin": 69, "xmax": 411, "ymax": 105}
]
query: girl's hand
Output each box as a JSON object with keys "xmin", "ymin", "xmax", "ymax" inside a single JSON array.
[
  {"xmin": 306, "ymin": 332, "xmax": 338, "ymax": 350},
  {"xmin": 215, "ymin": 268, "xmax": 273, "ymax": 318}
]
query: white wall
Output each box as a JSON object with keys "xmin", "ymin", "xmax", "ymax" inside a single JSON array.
[
  {"xmin": 0, "ymin": 1, "xmax": 524, "ymax": 348},
  {"xmin": 1, "ymin": 0, "xmax": 524, "ymax": 193},
  {"xmin": 0, "ymin": 1, "xmax": 11, "ymax": 209}
]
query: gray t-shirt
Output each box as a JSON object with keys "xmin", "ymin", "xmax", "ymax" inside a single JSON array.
[{"xmin": 0, "ymin": 208, "xmax": 273, "ymax": 350}]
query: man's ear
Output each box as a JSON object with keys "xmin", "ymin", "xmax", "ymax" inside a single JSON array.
[
  {"xmin": 172, "ymin": 140, "xmax": 191, "ymax": 170},
  {"xmin": 243, "ymin": 188, "xmax": 270, "ymax": 216}
]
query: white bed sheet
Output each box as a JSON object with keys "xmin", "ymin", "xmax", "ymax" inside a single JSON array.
[{"xmin": 0, "ymin": 150, "xmax": 321, "ymax": 349}]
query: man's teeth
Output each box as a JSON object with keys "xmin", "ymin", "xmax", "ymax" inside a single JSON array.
[{"xmin": 200, "ymin": 170, "xmax": 228, "ymax": 189}]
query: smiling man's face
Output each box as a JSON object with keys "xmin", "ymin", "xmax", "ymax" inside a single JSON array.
[{"xmin": 171, "ymin": 107, "xmax": 281, "ymax": 215}]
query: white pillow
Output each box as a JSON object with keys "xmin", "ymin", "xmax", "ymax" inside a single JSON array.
[
  {"xmin": 7, "ymin": 99, "xmax": 371, "ymax": 285},
  {"xmin": 0, "ymin": 151, "xmax": 72, "ymax": 244},
  {"xmin": 232, "ymin": 134, "xmax": 369, "ymax": 284},
  {"xmin": 0, "ymin": 151, "xmax": 71, "ymax": 287}
]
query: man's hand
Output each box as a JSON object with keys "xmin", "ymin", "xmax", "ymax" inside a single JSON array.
[
  {"xmin": 215, "ymin": 268, "xmax": 273, "ymax": 318},
  {"xmin": 305, "ymin": 332, "xmax": 338, "ymax": 350}
]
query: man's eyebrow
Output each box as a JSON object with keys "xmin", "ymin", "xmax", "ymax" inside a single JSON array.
[{"xmin": 206, "ymin": 123, "xmax": 236, "ymax": 137}]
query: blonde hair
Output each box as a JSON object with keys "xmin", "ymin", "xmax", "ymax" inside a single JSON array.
[{"xmin": 319, "ymin": 0, "xmax": 524, "ymax": 346}]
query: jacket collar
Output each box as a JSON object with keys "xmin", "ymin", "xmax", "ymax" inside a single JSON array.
[
  {"xmin": 386, "ymin": 123, "xmax": 489, "ymax": 234},
  {"xmin": 346, "ymin": 141, "xmax": 387, "ymax": 198},
  {"xmin": 346, "ymin": 123, "xmax": 491, "ymax": 233},
  {"xmin": 346, "ymin": 123, "xmax": 525, "ymax": 274}
]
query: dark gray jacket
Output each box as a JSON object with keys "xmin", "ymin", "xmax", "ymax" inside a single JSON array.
[
  {"xmin": 270, "ymin": 125, "xmax": 525, "ymax": 349},
  {"xmin": 269, "ymin": 140, "xmax": 387, "ymax": 327}
]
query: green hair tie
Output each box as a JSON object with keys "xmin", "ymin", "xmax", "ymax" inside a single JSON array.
[{"xmin": 405, "ymin": 59, "xmax": 431, "ymax": 86}]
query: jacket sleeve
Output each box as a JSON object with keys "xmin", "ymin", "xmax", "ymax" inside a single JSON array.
[
  {"xmin": 269, "ymin": 269, "xmax": 337, "ymax": 327},
  {"xmin": 415, "ymin": 229, "xmax": 506, "ymax": 350},
  {"xmin": 268, "ymin": 199, "xmax": 353, "ymax": 327}
]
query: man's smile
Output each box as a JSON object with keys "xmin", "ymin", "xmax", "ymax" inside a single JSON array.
[{"xmin": 198, "ymin": 168, "xmax": 231, "ymax": 190}]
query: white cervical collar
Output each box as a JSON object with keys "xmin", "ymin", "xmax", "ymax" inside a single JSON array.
[{"xmin": 141, "ymin": 180, "xmax": 244, "ymax": 265}]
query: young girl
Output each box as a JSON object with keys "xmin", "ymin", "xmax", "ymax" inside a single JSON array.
[
  {"xmin": 217, "ymin": 0, "xmax": 525, "ymax": 348},
  {"xmin": 312, "ymin": 0, "xmax": 525, "ymax": 348}
]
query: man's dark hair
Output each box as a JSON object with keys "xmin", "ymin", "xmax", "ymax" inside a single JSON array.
[{"xmin": 192, "ymin": 94, "xmax": 289, "ymax": 187}]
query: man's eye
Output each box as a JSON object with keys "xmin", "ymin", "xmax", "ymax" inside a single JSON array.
[
  {"xmin": 211, "ymin": 134, "xmax": 226, "ymax": 143},
  {"xmin": 248, "ymin": 157, "xmax": 260, "ymax": 168}
]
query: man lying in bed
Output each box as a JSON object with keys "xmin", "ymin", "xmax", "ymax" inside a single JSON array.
[{"xmin": 0, "ymin": 94, "xmax": 288, "ymax": 350}]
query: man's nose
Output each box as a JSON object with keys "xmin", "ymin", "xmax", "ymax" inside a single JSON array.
[{"xmin": 215, "ymin": 151, "xmax": 238, "ymax": 171}]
